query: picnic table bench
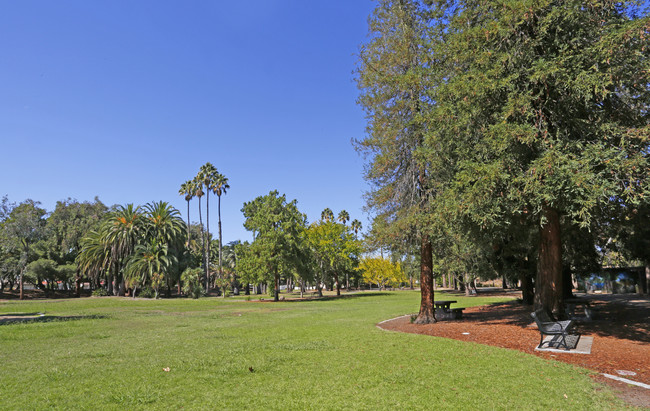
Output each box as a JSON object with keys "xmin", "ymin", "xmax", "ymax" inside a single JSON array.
[
  {"xmin": 531, "ymin": 309, "xmax": 576, "ymax": 350},
  {"xmin": 434, "ymin": 300, "xmax": 464, "ymax": 320}
]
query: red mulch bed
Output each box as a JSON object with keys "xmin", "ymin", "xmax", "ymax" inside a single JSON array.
[{"xmin": 379, "ymin": 292, "xmax": 650, "ymax": 408}]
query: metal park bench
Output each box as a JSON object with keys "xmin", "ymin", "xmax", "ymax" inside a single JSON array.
[{"xmin": 530, "ymin": 309, "xmax": 575, "ymax": 351}]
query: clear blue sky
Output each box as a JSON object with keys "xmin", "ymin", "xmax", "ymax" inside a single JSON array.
[{"xmin": 0, "ymin": 0, "xmax": 376, "ymax": 243}]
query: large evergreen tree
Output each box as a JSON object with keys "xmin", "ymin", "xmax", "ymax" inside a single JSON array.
[
  {"xmin": 356, "ymin": 0, "xmax": 438, "ymax": 323},
  {"xmin": 425, "ymin": 0, "xmax": 649, "ymax": 312}
]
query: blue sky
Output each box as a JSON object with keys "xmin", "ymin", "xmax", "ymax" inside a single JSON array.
[{"xmin": 0, "ymin": 1, "xmax": 376, "ymax": 243}]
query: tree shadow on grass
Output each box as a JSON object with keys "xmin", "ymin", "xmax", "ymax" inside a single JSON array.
[
  {"xmin": 249, "ymin": 291, "xmax": 393, "ymax": 303},
  {"xmin": 0, "ymin": 314, "xmax": 106, "ymax": 325}
]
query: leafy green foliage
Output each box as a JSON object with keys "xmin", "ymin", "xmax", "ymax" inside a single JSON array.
[
  {"xmin": 239, "ymin": 191, "xmax": 306, "ymax": 301},
  {"xmin": 181, "ymin": 267, "xmax": 205, "ymax": 299}
]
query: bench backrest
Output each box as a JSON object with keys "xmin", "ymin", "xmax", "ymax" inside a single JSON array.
[{"xmin": 531, "ymin": 310, "xmax": 555, "ymax": 329}]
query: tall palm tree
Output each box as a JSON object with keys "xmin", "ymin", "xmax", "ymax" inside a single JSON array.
[
  {"xmin": 321, "ymin": 208, "xmax": 334, "ymax": 223},
  {"xmin": 178, "ymin": 180, "xmax": 194, "ymax": 247},
  {"xmin": 192, "ymin": 176, "xmax": 206, "ymax": 291},
  {"xmin": 351, "ymin": 219, "xmax": 362, "ymax": 239},
  {"xmin": 198, "ymin": 162, "xmax": 217, "ymax": 292},
  {"xmin": 210, "ymin": 171, "xmax": 229, "ymax": 286},
  {"xmin": 337, "ymin": 210, "xmax": 350, "ymax": 225}
]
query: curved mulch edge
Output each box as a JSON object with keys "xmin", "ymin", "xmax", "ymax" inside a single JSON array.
[{"xmin": 376, "ymin": 300, "xmax": 650, "ymax": 409}]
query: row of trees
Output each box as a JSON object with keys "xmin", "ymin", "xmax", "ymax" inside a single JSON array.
[
  {"xmin": 2, "ymin": 189, "xmax": 411, "ymax": 299},
  {"xmin": 356, "ymin": 0, "xmax": 649, "ymax": 322}
]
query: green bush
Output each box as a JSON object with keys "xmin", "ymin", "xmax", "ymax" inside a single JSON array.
[
  {"xmin": 92, "ymin": 288, "xmax": 109, "ymax": 297},
  {"xmin": 139, "ymin": 287, "xmax": 155, "ymax": 299},
  {"xmin": 182, "ymin": 268, "xmax": 204, "ymax": 299}
]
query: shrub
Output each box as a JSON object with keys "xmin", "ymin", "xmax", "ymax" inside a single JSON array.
[
  {"xmin": 139, "ymin": 287, "xmax": 155, "ymax": 299},
  {"xmin": 92, "ymin": 288, "xmax": 109, "ymax": 297},
  {"xmin": 182, "ymin": 268, "xmax": 205, "ymax": 299}
]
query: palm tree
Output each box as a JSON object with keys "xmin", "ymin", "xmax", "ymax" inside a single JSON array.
[
  {"xmin": 210, "ymin": 171, "xmax": 229, "ymax": 287},
  {"xmin": 198, "ymin": 162, "xmax": 217, "ymax": 292},
  {"xmin": 224, "ymin": 240, "xmax": 239, "ymax": 294},
  {"xmin": 321, "ymin": 208, "xmax": 334, "ymax": 223},
  {"xmin": 143, "ymin": 201, "xmax": 185, "ymax": 294},
  {"xmin": 178, "ymin": 180, "xmax": 194, "ymax": 247},
  {"xmin": 351, "ymin": 219, "xmax": 362, "ymax": 239},
  {"xmin": 192, "ymin": 175, "xmax": 206, "ymax": 291},
  {"xmin": 102, "ymin": 204, "xmax": 143, "ymax": 295},
  {"xmin": 337, "ymin": 210, "xmax": 350, "ymax": 225},
  {"xmin": 77, "ymin": 229, "xmax": 110, "ymax": 289},
  {"xmin": 125, "ymin": 239, "xmax": 170, "ymax": 299},
  {"xmin": 143, "ymin": 201, "xmax": 185, "ymax": 246}
]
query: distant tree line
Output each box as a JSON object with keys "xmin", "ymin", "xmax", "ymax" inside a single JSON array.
[{"xmin": 1, "ymin": 166, "xmax": 402, "ymax": 299}]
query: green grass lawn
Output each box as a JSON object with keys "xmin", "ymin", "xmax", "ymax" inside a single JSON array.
[{"xmin": 0, "ymin": 291, "xmax": 626, "ymax": 410}]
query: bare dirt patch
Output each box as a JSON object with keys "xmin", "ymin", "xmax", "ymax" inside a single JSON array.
[{"xmin": 379, "ymin": 292, "xmax": 650, "ymax": 408}]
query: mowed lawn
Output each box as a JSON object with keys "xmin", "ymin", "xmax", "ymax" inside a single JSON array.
[{"xmin": 0, "ymin": 292, "xmax": 625, "ymax": 410}]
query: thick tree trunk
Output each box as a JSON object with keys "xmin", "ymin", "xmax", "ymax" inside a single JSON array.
[
  {"xmin": 414, "ymin": 235, "xmax": 436, "ymax": 324},
  {"xmin": 274, "ymin": 270, "xmax": 279, "ymax": 302},
  {"xmin": 535, "ymin": 206, "xmax": 563, "ymax": 314},
  {"xmin": 334, "ymin": 273, "xmax": 341, "ymax": 296},
  {"xmin": 641, "ymin": 265, "xmax": 649, "ymax": 294},
  {"xmin": 562, "ymin": 266, "xmax": 574, "ymax": 299},
  {"xmin": 502, "ymin": 274, "xmax": 508, "ymax": 289},
  {"xmin": 442, "ymin": 273, "xmax": 446, "ymax": 289},
  {"xmin": 519, "ymin": 271, "xmax": 534, "ymax": 305}
]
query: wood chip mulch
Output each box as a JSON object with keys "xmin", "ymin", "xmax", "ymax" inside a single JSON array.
[{"xmin": 378, "ymin": 293, "xmax": 650, "ymax": 408}]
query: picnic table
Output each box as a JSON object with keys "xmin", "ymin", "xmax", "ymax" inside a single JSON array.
[
  {"xmin": 434, "ymin": 300, "xmax": 457, "ymax": 309},
  {"xmin": 434, "ymin": 300, "xmax": 464, "ymax": 320},
  {"xmin": 564, "ymin": 298, "xmax": 594, "ymax": 321}
]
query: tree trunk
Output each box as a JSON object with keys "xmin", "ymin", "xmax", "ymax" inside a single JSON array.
[
  {"xmin": 206, "ymin": 191, "xmax": 210, "ymax": 293},
  {"xmin": 19, "ymin": 268, "xmax": 24, "ymax": 300},
  {"xmin": 535, "ymin": 206, "xmax": 563, "ymax": 314},
  {"xmin": 334, "ymin": 273, "xmax": 341, "ymax": 296},
  {"xmin": 186, "ymin": 199, "xmax": 191, "ymax": 247},
  {"xmin": 414, "ymin": 235, "xmax": 436, "ymax": 324},
  {"xmin": 642, "ymin": 265, "xmax": 649, "ymax": 295},
  {"xmin": 274, "ymin": 270, "xmax": 279, "ymax": 302},
  {"xmin": 562, "ymin": 265, "xmax": 574, "ymax": 299},
  {"xmin": 442, "ymin": 273, "xmax": 446, "ymax": 288},
  {"xmin": 218, "ymin": 195, "xmax": 223, "ymax": 294},
  {"xmin": 519, "ymin": 271, "xmax": 534, "ymax": 305},
  {"xmin": 502, "ymin": 274, "xmax": 508, "ymax": 289},
  {"xmin": 198, "ymin": 196, "xmax": 207, "ymax": 293}
]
